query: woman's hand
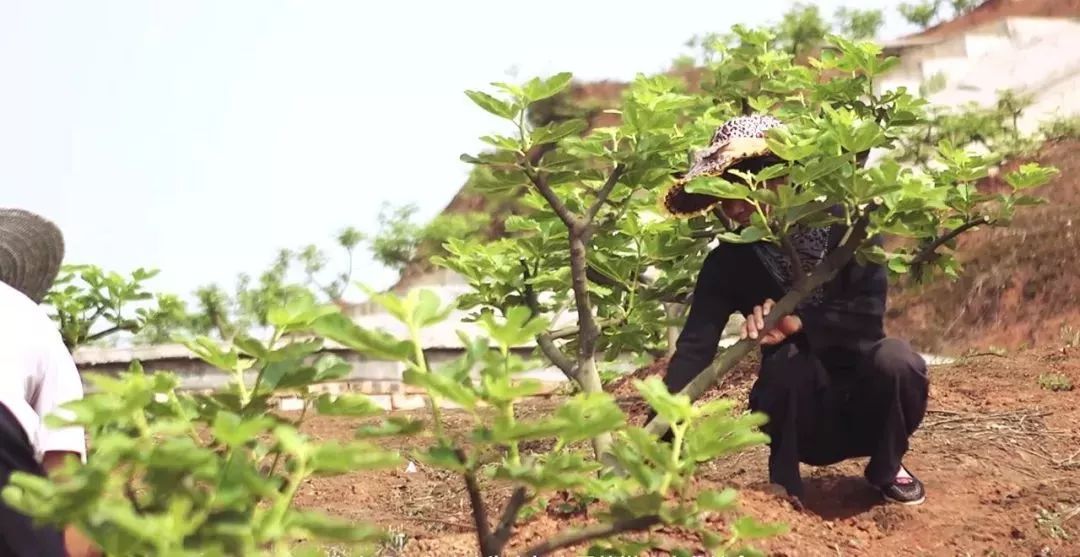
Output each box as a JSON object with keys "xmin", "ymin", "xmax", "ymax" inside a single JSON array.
[
  {"xmin": 64, "ymin": 526, "xmax": 102, "ymax": 557},
  {"xmin": 740, "ymin": 298, "xmax": 803, "ymax": 346}
]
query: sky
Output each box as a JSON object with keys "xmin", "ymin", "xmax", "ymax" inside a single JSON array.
[{"xmin": 0, "ymin": 0, "xmax": 916, "ymax": 301}]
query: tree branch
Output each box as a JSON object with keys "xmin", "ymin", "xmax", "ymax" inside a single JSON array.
[
  {"xmin": 524, "ymin": 515, "xmax": 662, "ymax": 556},
  {"xmin": 909, "ymin": 216, "xmax": 991, "ymax": 267},
  {"xmin": 85, "ymin": 324, "xmax": 129, "ymax": 344},
  {"xmin": 456, "ymin": 449, "xmax": 495, "ymax": 557},
  {"xmin": 645, "ymin": 208, "xmax": 876, "ymax": 438},
  {"xmin": 490, "ymin": 486, "xmax": 529, "ymax": 551},
  {"xmin": 780, "ymin": 235, "xmax": 806, "ymax": 290},
  {"xmin": 584, "ymin": 164, "xmax": 627, "ymax": 226},
  {"xmin": 569, "ymin": 235, "xmax": 600, "ymax": 370},
  {"xmin": 523, "ymin": 167, "xmax": 581, "ymax": 231},
  {"xmin": 546, "ymin": 318, "xmax": 623, "ymax": 341},
  {"xmin": 521, "ymin": 262, "xmax": 578, "ymax": 378}
]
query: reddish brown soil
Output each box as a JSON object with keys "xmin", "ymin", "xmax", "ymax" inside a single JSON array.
[
  {"xmin": 887, "ymin": 139, "xmax": 1080, "ymax": 356},
  {"xmin": 295, "ymin": 347, "xmax": 1080, "ymax": 556},
  {"xmin": 911, "ymin": 0, "xmax": 1080, "ymax": 40}
]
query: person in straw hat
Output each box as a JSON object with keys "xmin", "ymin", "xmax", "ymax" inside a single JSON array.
[
  {"xmin": 0, "ymin": 209, "xmax": 98, "ymax": 555},
  {"xmin": 659, "ymin": 115, "xmax": 930, "ymax": 506}
]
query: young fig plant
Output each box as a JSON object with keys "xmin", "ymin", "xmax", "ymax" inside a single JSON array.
[
  {"xmin": 2, "ymin": 297, "xmax": 406, "ymax": 557},
  {"xmin": 334, "ymin": 288, "xmax": 780, "ymax": 556}
]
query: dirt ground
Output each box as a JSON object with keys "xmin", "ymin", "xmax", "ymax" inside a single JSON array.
[{"xmin": 294, "ymin": 346, "xmax": 1080, "ymax": 556}]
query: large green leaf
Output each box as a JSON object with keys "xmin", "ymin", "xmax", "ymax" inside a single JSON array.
[
  {"xmin": 697, "ymin": 488, "xmax": 739, "ymax": 511},
  {"xmin": 523, "ymin": 72, "xmax": 573, "ymax": 102},
  {"xmin": 211, "ymin": 412, "xmax": 274, "ymax": 448},
  {"xmin": 309, "ymin": 442, "xmax": 402, "ymax": 474},
  {"xmin": 402, "ymin": 369, "xmax": 478, "ymax": 410},
  {"xmin": 311, "ymin": 313, "xmax": 415, "ymax": 362},
  {"xmin": 314, "ymin": 393, "xmax": 384, "ymax": 417},
  {"xmin": 286, "ymin": 510, "xmax": 385, "ymax": 543},
  {"xmin": 478, "ymin": 306, "xmax": 551, "ymax": 350},
  {"xmin": 410, "ymin": 289, "xmax": 454, "ymax": 329},
  {"xmin": 684, "ymin": 177, "xmax": 751, "ymax": 200},
  {"xmin": 464, "ymin": 90, "xmax": 519, "ymax": 120},
  {"xmin": 532, "ymin": 119, "xmax": 588, "ymax": 145},
  {"xmin": 731, "ymin": 515, "xmax": 789, "ymax": 541}
]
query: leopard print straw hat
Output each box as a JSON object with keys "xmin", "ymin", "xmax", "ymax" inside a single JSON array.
[
  {"xmin": 0, "ymin": 209, "xmax": 65, "ymax": 303},
  {"xmin": 661, "ymin": 114, "xmax": 783, "ymax": 218}
]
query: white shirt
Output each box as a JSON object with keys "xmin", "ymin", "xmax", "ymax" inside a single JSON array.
[{"xmin": 0, "ymin": 280, "xmax": 86, "ymax": 462}]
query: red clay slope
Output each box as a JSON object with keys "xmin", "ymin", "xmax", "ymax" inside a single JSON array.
[{"xmin": 886, "ymin": 139, "xmax": 1080, "ymax": 355}]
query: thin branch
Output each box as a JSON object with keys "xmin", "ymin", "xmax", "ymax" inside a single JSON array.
[
  {"xmin": 490, "ymin": 486, "xmax": 529, "ymax": 551},
  {"xmin": 645, "ymin": 207, "xmax": 876, "ymax": 438},
  {"xmin": 524, "ymin": 515, "xmax": 662, "ymax": 556},
  {"xmin": 780, "ymin": 235, "xmax": 807, "ymax": 289},
  {"xmin": 910, "ymin": 216, "xmax": 991, "ymax": 267},
  {"xmin": 657, "ymin": 292, "xmax": 692, "ymax": 305},
  {"xmin": 584, "ymin": 164, "xmax": 627, "ymax": 226},
  {"xmin": 456, "ymin": 448, "xmax": 495, "ymax": 556},
  {"xmin": 569, "ymin": 235, "xmax": 600, "ymax": 368},
  {"xmin": 521, "ymin": 261, "xmax": 578, "ymax": 378},
  {"xmin": 85, "ymin": 324, "xmax": 128, "ymax": 344},
  {"xmin": 523, "ymin": 167, "xmax": 581, "ymax": 231},
  {"xmin": 547, "ymin": 318, "xmax": 621, "ymax": 341}
]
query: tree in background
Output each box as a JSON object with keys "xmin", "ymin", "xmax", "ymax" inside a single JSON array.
[
  {"xmin": 686, "ymin": 3, "xmax": 886, "ymax": 67},
  {"xmin": 368, "ymin": 202, "xmax": 488, "ymax": 271},
  {"xmin": 46, "ymin": 265, "xmax": 172, "ymax": 350},
  {"xmin": 898, "ymin": 0, "xmax": 980, "ymax": 30},
  {"xmin": 774, "ymin": 3, "xmax": 830, "ymax": 57},
  {"xmin": 834, "ymin": 7, "xmax": 886, "ymax": 40}
]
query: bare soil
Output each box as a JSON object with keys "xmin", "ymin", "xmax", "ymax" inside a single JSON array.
[{"xmin": 295, "ymin": 347, "xmax": 1080, "ymax": 556}]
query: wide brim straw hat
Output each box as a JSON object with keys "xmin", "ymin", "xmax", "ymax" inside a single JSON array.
[
  {"xmin": 660, "ymin": 114, "xmax": 784, "ymax": 218},
  {"xmin": 0, "ymin": 208, "xmax": 65, "ymax": 303}
]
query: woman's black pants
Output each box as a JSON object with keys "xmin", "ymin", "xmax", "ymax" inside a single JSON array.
[{"xmin": 748, "ymin": 337, "xmax": 930, "ymax": 497}]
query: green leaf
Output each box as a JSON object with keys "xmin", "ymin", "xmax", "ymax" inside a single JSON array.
[
  {"xmin": 212, "ymin": 412, "xmax": 274, "ymax": 448},
  {"xmin": 313, "ymin": 354, "xmax": 352, "ymax": 382},
  {"xmin": 1005, "ymin": 163, "xmax": 1058, "ymax": 190},
  {"xmin": 403, "ymin": 369, "xmax": 478, "ymax": 410},
  {"xmin": 523, "ymin": 72, "xmax": 573, "ymax": 102},
  {"xmin": 311, "ymin": 313, "xmax": 415, "ymax": 362},
  {"xmin": 465, "ymin": 90, "xmax": 519, "ymax": 120},
  {"xmin": 731, "ymin": 515, "xmax": 788, "ymax": 541},
  {"xmin": 532, "ymin": 119, "xmax": 588, "ymax": 145},
  {"xmin": 765, "ymin": 135, "xmax": 816, "ymax": 161},
  {"xmin": 684, "ymin": 177, "xmax": 751, "ymax": 200},
  {"xmin": 415, "ymin": 445, "xmax": 466, "ymax": 472},
  {"xmin": 315, "ymin": 393, "xmax": 384, "ymax": 417},
  {"xmin": 355, "ymin": 416, "xmax": 425, "ymax": 438},
  {"xmin": 887, "ymin": 257, "xmax": 910, "ymax": 274},
  {"xmin": 478, "ymin": 306, "xmax": 551, "ymax": 350},
  {"xmin": 634, "ymin": 377, "xmax": 692, "ymax": 425},
  {"xmin": 266, "ymin": 297, "xmax": 338, "ymax": 331},
  {"xmin": 286, "ymin": 510, "xmax": 385, "ymax": 543},
  {"xmin": 697, "ymin": 488, "xmax": 739, "ymax": 511},
  {"xmin": 274, "ymin": 425, "xmax": 309, "ymax": 458},
  {"xmin": 309, "ymin": 442, "xmax": 402, "ymax": 474},
  {"xmin": 792, "ymin": 155, "xmax": 849, "ymax": 183},
  {"xmin": 410, "ymin": 289, "xmax": 454, "ymax": 328}
]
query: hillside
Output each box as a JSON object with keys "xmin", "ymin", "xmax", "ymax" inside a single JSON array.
[{"xmin": 886, "ymin": 139, "xmax": 1080, "ymax": 355}]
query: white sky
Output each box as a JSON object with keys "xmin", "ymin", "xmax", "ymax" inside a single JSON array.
[{"xmin": 1, "ymin": 0, "xmax": 915, "ymax": 300}]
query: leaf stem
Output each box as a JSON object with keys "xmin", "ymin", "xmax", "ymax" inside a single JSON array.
[{"xmin": 408, "ymin": 323, "xmax": 444, "ymax": 437}]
